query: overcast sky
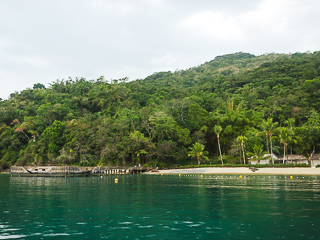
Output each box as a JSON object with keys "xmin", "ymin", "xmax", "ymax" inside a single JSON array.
[{"xmin": 1, "ymin": 0, "xmax": 320, "ymax": 99}]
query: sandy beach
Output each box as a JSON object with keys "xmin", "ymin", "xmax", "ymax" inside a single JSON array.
[{"xmin": 155, "ymin": 167, "xmax": 320, "ymax": 175}]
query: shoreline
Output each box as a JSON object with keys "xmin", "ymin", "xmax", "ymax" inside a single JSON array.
[
  {"xmin": 3, "ymin": 167, "xmax": 320, "ymax": 176},
  {"xmin": 154, "ymin": 167, "xmax": 320, "ymax": 175}
]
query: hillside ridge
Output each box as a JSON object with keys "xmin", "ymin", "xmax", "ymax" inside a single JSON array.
[{"xmin": 0, "ymin": 51, "xmax": 319, "ymax": 168}]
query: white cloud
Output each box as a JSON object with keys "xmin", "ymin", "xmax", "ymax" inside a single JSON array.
[
  {"xmin": 0, "ymin": 37, "xmax": 13, "ymax": 49},
  {"xmin": 151, "ymin": 52, "xmax": 181, "ymax": 67},
  {"xmin": 181, "ymin": 11, "xmax": 243, "ymax": 41},
  {"xmin": 241, "ymin": 0, "xmax": 290, "ymax": 32},
  {"xmin": 1, "ymin": 0, "xmax": 320, "ymax": 99},
  {"xmin": 7, "ymin": 55, "xmax": 50, "ymax": 67},
  {"xmin": 0, "ymin": 69, "xmax": 31, "ymax": 99},
  {"xmin": 88, "ymin": 0, "xmax": 136, "ymax": 16}
]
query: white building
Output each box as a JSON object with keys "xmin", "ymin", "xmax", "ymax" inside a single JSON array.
[{"xmin": 250, "ymin": 154, "xmax": 278, "ymax": 165}]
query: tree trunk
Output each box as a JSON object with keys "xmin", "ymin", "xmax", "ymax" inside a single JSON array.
[
  {"xmin": 266, "ymin": 133, "xmax": 270, "ymax": 155},
  {"xmin": 217, "ymin": 137, "xmax": 223, "ymax": 165},
  {"xmin": 310, "ymin": 146, "xmax": 315, "ymax": 166},
  {"xmin": 283, "ymin": 144, "xmax": 286, "ymax": 164},
  {"xmin": 197, "ymin": 155, "xmax": 200, "ymax": 165},
  {"xmin": 21, "ymin": 130, "xmax": 30, "ymax": 140},
  {"xmin": 270, "ymin": 135, "xmax": 274, "ymax": 164},
  {"xmin": 242, "ymin": 144, "xmax": 246, "ymax": 164}
]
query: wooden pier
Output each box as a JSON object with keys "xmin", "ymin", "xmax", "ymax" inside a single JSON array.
[
  {"xmin": 10, "ymin": 166, "xmax": 155, "ymax": 177},
  {"xmin": 92, "ymin": 166, "xmax": 151, "ymax": 175}
]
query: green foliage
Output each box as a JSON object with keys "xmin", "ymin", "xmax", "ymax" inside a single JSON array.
[
  {"xmin": 213, "ymin": 125, "xmax": 222, "ymax": 136},
  {"xmin": 33, "ymin": 83, "xmax": 46, "ymax": 89},
  {"xmin": 1, "ymin": 51, "xmax": 320, "ymax": 168},
  {"xmin": 247, "ymin": 144, "xmax": 267, "ymax": 163},
  {"xmin": 278, "ymin": 127, "xmax": 297, "ymax": 163},
  {"xmin": 295, "ymin": 125, "xmax": 320, "ymax": 162},
  {"xmin": 41, "ymin": 120, "xmax": 67, "ymax": 157},
  {"xmin": 188, "ymin": 142, "xmax": 208, "ymax": 165},
  {"xmin": 213, "ymin": 125, "xmax": 223, "ymax": 164},
  {"xmin": 236, "ymin": 135, "xmax": 248, "ymax": 164}
]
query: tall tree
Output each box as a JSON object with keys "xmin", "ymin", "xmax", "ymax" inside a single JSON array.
[
  {"xmin": 295, "ymin": 126, "xmax": 320, "ymax": 165},
  {"xmin": 278, "ymin": 127, "xmax": 296, "ymax": 164},
  {"xmin": 236, "ymin": 135, "xmax": 248, "ymax": 164},
  {"xmin": 41, "ymin": 120, "xmax": 67, "ymax": 158},
  {"xmin": 259, "ymin": 118, "xmax": 278, "ymax": 164},
  {"xmin": 285, "ymin": 118, "xmax": 295, "ymax": 160},
  {"xmin": 214, "ymin": 125, "xmax": 223, "ymax": 165},
  {"xmin": 295, "ymin": 111, "xmax": 320, "ymax": 165}
]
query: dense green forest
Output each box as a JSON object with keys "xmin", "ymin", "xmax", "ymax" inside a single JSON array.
[{"xmin": 1, "ymin": 51, "xmax": 320, "ymax": 169}]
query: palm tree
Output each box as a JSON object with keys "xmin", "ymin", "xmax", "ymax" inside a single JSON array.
[
  {"xmin": 284, "ymin": 118, "xmax": 295, "ymax": 130},
  {"xmin": 135, "ymin": 149, "xmax": 147, "ymax": 165},
  {"xmin": 214, "ymin": 125, "xmax": 223, "ymax": 165},
  {"xmin": 278, "ymin": 127, "xmax": 296, "ymax": 164},
  {"xmin": 266, "ymin": 119, "xmax": 278, "ymax": 164},
  {"xmin": 225, "ymin": 96, "xmax": 243, "ymax": 115},
  {"xmin": 285, "ymin": 118, "xmax": 295, "ymax": 162},
  {"xmin": 188, "ymin": 142, "xmax": 208, "ymax": 165},
  {"xmin": 258, "ymin": 118, "xmax": 278, "ymax": 164},
  {"xmin": 236, "ymin": 135, "xmax": 248, "ymax": 164},
  {"xmin": 247, "ymin": 145, "xmax": 267, "ymax": 164}
]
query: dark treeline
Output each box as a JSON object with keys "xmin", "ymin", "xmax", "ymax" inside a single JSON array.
[{"xmin": 1, "ymin": 51, "xmax": 320, "ymax": 169}]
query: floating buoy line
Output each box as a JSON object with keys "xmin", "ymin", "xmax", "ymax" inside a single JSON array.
[{"xmin": 157, "ymin": 174, "xmax": 317, "ymax": 179}]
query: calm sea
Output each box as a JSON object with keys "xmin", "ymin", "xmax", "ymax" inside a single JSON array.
[{"xmin": 0, "ymin": 174, "xmax": 320, "ymax": 239}]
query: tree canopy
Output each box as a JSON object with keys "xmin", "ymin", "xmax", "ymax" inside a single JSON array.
[{"xmin": 1, "ymin": 51, "xmax": 320, "ymax": 168}]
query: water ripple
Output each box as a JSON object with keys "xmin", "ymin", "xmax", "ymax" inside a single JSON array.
[
  {"xmin": 1, "ymin": 174, "xmax": 320, "ymax": 239},
  {"xmin": 0, "ymin": 235, "xmax": 27, "ymax": 239}
]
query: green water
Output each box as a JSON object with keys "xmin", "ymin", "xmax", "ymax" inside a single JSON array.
[{"xmin": 1, "ymin": 174, "xmax": 320, "ymax": 239}]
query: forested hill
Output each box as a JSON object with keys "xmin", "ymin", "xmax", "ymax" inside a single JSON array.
[{"xmin": 1, "ymin": 51, "xmax": 320, "ymax": 169}]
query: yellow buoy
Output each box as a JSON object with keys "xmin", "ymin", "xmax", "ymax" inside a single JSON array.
[
  {"xmin": 201, "ymin": 175, "xmax": 203, "ymax": 178},
  {"xmin": 290, "ymin": 176, "xmax": 293, "ymax": 179},
  {"xmin": 115, "ymin": 178, "xmax": 118, "ymax": 183},
  {"xmin": 161, "ymin": 174, "xmax": 163, "ymax": 176},
  {"xmin": 240, "ymin": 175, "xmax": 242, "ymax": 179},
  {"xmin": 179, "ymin": 174, "xmax": 181, "ymax": 177}
]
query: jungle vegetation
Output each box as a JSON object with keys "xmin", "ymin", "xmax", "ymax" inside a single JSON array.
[{"xmin": 1, "ymin": 51, "xmax": 320, "ymax": 169}]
